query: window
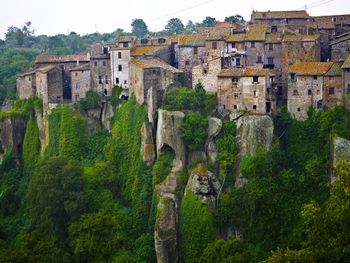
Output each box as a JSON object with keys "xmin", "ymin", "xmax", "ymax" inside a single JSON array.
[
  {"xmin": 234, "ymin": 105, "xmax": 237, "ymax": 109},
  {"xmin": 94, "ymin": 61, "xmax": 98, "ymax": 67},
  {"xmin": 28, "ymin": 76, "xmax": 31, "ymax": 81},
  {"xmin": 124, "ymin": 80, "xmax": 127, "ymax": 84},
  {"xmin": 293, "ymin": 89, "xmax": 298, "ymax": 96},
  {"xmin": 104, "ymin": 89, "xmax": 108, "ymax": 96},
  {"xmin": 212, "ymin": 42, "xmax": 217, "ymax": 49},
  {"xmin": 185, "ymin": 60, "xmax": 190, "ymax": 66},
  {"xmin": 75, "ymin": 94, "xmax": 80, "ymax": 101},
  {"xmin": 271, "ymin": 26, "xmax": 277, "ymax": 33},
  {"xmin": 269, "ymin": 43, "xmax": 273, "ymax": 51},
  {"xmin": 194, "ymin": 47, "xmax": 198, "ymax": 55},
  {"xmin": 329, "ymin": 76, "xmax": 334, "ymax": 81},
  {"xmin": 203, "ymin": 69, "xmax": 208, "ymax": 74},
  {"xmin": 116, "ymin": 78, "xmax": 119, "ymax": 84},
  {"xmin": 257, "ymin": 56, "xmax": 262, "ymax": 63},
  {"xmin": 118, "ymin": 65, "xmax": 122, "ymax": 71},
  {"xmin": 268, "ymin": 57, "xmax": 274, "ymax": 64},
  {"xmin": 308, "ymin": 89, "xmax": 312, "ymax": 95},
  {"xmin": 329, "ymin": 87, "xmax": 335, "ymax": 95},
  {"xmin": 236, "ymin": 57, "xmax": 241, "ymax": 66},
  {"xmin": 232, "ymin": 77, "xmax": 238, "ymax": 83},
  {"xmin": 118, "ymin": 52, "xmax": 122, "ymax": 59},
  {"xmin": 158, "ymin": 38, "xmax": 166, "ymax": 44},
  {"xmin": 267, "ymin": 88, "xmax": 271, "ymax": 95},
  {"xmin": 105, "ymin": 76, "xmax": 109, "ymax": 84},
  {"xmin": 251, "ymin": 42, "xmax": 255, "ymax": 48},
  {"xmin": 253, "ymin": 76, "xmax": 259, "ymax": 83},
  {"xmin": 153, "ymin": 70, "xmax": 157, "ymax": 74},
  {"xmin": 103, "ymin": 47, "xmax": 109, "ymax": 54},
  {"xmin": 76, "ymin": 83, "xmax": 80, "ymax": 90},
  {"xmin": 297, "ymin": 107, "xmax": 301, "ymax": 112},
  {"xmin": 75, "ymin": 72, "xmax": 78, "ymax": 77},
  {"xmin": 290, "ymin": 73, "xmax": 296, "ymax": 81},
  {"xmin": 98, "ymin": 76, "xmax": 102, "ymax": 84},
  {"xmin": 244, "ymin": 45, "xmax": 247, "ymax": 51},
  {"xmin": 253, "ymin": 90, "xmax": 257, "ymax": 97},
  {"xmin": 313, "ymin": 75, "xmax": 318, "ymax": 80},
  {"xmin": 347, "ymin": 84, "xmax": 350, "ymax": 94},
  {"xmin": 234, "ymin": 93, "xmax": 239, "ymax": 98},
  {"xmin": 332, "ymin": 17, "xmax": 337, "ymax": 22},
  {"xmin": 123, "ymin": 42, "xmax": 128, "ymax": 48},
  {"xmin": 103, "ymin": 61, "xmax": 107, "ymax": 66},
  {"xmin": 253, "ymin": 105, "xmax": 257, "ymax": 110}
]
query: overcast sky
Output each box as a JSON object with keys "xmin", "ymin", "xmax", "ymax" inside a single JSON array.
[{"xmin": 0, "ymin": 0, "xmax": 349, "ymax": 39}]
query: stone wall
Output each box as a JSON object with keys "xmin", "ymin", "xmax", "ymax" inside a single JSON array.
[
  {"xmin": 90, "ymin": 58, "xmax": 111, "ymax": 96},
  {"xmin": 287, "ymin": 76, "xmax": 323, "ymax": 120},
  {"xmin": 192, "ymin": 57, "xmax": 222, "ymax": 93},
  {"xmin": 245, "ymin": 41, "xmax": 265, "ymax": 67},
  {"xmin": 71, "ymin": 69, "xmax": 91, "ymax": 102},
  {"xmin": 47, "ymin": 68, "xmax": 64, "ymax": 103},
  {"xmin": 17, "ymin": 73, "xmax": 36, "ymax": 99},
  {"xmin": 324, "ymin": 75, "xmax": 343, "ymax": 107},
  {"xmin": 331, "ymin": 37, "xmax": 350, "ymax": 61}
]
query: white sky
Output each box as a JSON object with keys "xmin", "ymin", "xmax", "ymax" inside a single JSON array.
[{"xmin": 0, "ymin": 0, "xmax": 349, "ymax": 39}]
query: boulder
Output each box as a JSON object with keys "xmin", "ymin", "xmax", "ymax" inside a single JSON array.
[
  {"xmin": 101, "ymin": 102, "xmax": 114, "ymax": 131},
  {"xmin": 140, "ymin": 122, "xmax": 156, "ymax": 166},
  {"xmin": 236, "ymin": 115, "xmax": 273, "ymax": 156},
  {"xmin": 185, "ymin": 164, "xmax": 221, "ymax": 210},
  {"xmin": 0, "ymin": 115, "xmax": 28, "ymax": 159},
  {"xmin": 207, "ymin": 141, "xmax": 218, "ymax": 164},
  {"xmin": 156, "ymin": 109, "xmax": 186, "ymax": 167}
]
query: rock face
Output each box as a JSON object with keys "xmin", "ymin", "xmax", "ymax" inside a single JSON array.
[
  {"xmin": 156, "ymin": 109, "xmax": 186, "ymax": 166},
  {"xmin": 332, "ymin": 135, "xmax": 350, "ymax": 182},
  {"xmin": 101, "ymin": 102, "xmax": 114, "ymax": 131},
  {"xmin": 140, "ymin": 122, "xmax": 156, "ymax": 166},
  {"xmin": 185, "ymin": 164, "xmax": 221, "ymax": 210},
  {"xmin": 154, "ymin": 158, "xmax": 182, "ymax": 263},
  {"xmin": 236, "ymin": 115, "xmax": 274, "ymax": 156},
  {"xmin": 206, "ymin": 117, "xmax": 222, "ymax": 164},
  {"xmin": 0, "ymin": 115, "xmax": 28, "ymax": 159}
]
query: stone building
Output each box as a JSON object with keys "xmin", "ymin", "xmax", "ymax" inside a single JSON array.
[
  {"xmin": 250, "ymin": 10, "xmax": 310, "ymax": 34},
  {"xmin": 330, "ymin": 32, "xmax": 350, "ymax": 62},
  {"xmin": 192, "ymin": 58, "xmax": 222, "ymax": 94},
  {"xmin": 129, "ymin": 57, "xmax": 183, "ymax": 121},
  {"xmin": 323, "ymin": 62, "xmax": 343, "ymax": 107},
  {"xmin": 110, "ymin": 36, "xmax": 137, "ymax": 92},
  {"xmin": 177, "ymin": 34, "xmax": 207, "ymax": 86},
  {"xmin": 224, "ymin": 33, "xmax": 247, "ymax": 67},
  {"xmin": 287, "ymin": 62, "xmax": 333, "ymax": 120},
  {"xmin": 35, "ymin": 65, "xmax": 64, "ymax": 111},
  {"xmin": 341, "ymin": 54, "xmax": 350, "ymax": 107},
  {"xmin": 17, "ymin": 69, "xmax": 36, "ymax": 99},
  {"xmin": 34, "ymin": 54, "xmax": 90, "ymax": 100},
  {"xmin": 70, "ymin": 64, "xmax": 91, "ymax": 102},
  {"xmin": 89, "ymin": 44, "xmax": 111, "ymax": 96},
  {"xmin": 217, "ymin": 67, "xmax": 274, "ymax": 114}
]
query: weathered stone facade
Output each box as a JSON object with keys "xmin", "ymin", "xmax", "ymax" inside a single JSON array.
[
  {"xmin": 287, "ymin": 62, "xmax": 333, "ymax": 120},
  {"xmin": 70, "ymin": 64, "xmax": 91, "ymax": 102},
  {"xmin": 217, "ymin": 67, "xmax": 274, "ymax": 114},
  {"xmin": 330, "ymin": 32, "xmax": 350, "ymax": 61},
  {"xmin": 342, "ymin": 54, "xmax": 350, "ymax": 108},
  {"xmin": 324, "ymin": 62, "xmax": 343, "ymax": 107},
  {"xmin": 192, "ymin": 57, "xmax": 222, "ymax": 93},
  {"xmin": 17, "ymin": 70, "xmax": 36, "ymax": 99},
  {"xmin": 89, "ymin": 44, "xmax": 111, "ymax": 96}
]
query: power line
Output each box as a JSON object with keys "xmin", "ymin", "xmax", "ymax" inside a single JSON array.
[{"xmin": 148, "ymin": 0, "xmax": 216, "ymax": 23}]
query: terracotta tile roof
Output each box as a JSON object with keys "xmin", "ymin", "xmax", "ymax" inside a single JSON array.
[
  {"xmin": 178, "ymin": 34, "xmax": 207, "ymax": 46},
  {"xmin": 35, "ymin": 54, "xmax": 89, "ymax": 63},
  {"xmin": 288, "ymin": 62, "xmax": 333, "ymax": 75},
  {"xmin": 218, "ymin": 67, "xmax": 269, "ymax": 77},
  {"xmin": 251, "ymin": 10, "xmax": 309, "ymax": 19},
  {"xmin": 330, "ymin": 31, "xmax": 350, "ymax": 46},
  {"xmin": 244, "ymin": 24, "xmax": 269, "ymax": 41},
  {"xmin": 282, "ymin": 34, "xmax": 320, "ymax": 42},
  {"xmin": 131, "ymin": 57, "xmax": 182, "ymax": 73},
  {"xmin": 341, "ymin": 53, "xmax": 350, "ymax": 69},
  {"xmin": 117, "ymin": 35, "xmax": 137, "ymax": 42},
  {"xmin": 265, "ymin": 33, "xmax": 283, "ymax": 43},
  {"xmin": 70, "ymin": 63, "xmax": 91, "ymax": 72},
  {"xmin": 36, "ymin": 65, "xmax": 60, "ymax": 73},
  {"xmin": 131, "ymin": 45, "xmax": 169, "ymax": 56},
  {"xmin": 325, "ymin": 62, "xmax": 342, "ymax": 76},
  {"xmin": 226, "ymin": 33, "xmax": 246, "ymax": 42}
]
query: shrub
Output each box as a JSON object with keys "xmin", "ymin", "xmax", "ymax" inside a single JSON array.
[{"xmin": 80, "ymin": 90, "xmax": 101, "ymax": 110}]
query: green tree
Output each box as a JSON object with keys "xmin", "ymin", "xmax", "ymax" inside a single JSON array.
[
  {"xmin": 181, "ymin": 112, "xmax": 208, "ymax": 151},
  {"xmin": 165, "ymin": 18, "xmax": 185, "ymax": 34},
  {"xmin": 224, "ymin": 14, "xmax": 245, "ymax": 23},
  {"xmin": 131, "ymin": 19, "xmax": 149, "ymax": 38},
  {"xmin": 180, "ymin": 192, "xmax": 216, "ymax": 263},
  {"xmin": 202, "ymin": 16, "xmax": 217, "ymax": 27},
  {"xmin": 22, "ymin": 117, "xmax": 41, "ymax": 176}
]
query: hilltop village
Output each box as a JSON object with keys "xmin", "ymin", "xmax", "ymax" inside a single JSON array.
[{"xmin": 17, "ymin": 10, "xmax": 350, "ymax": 120}]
